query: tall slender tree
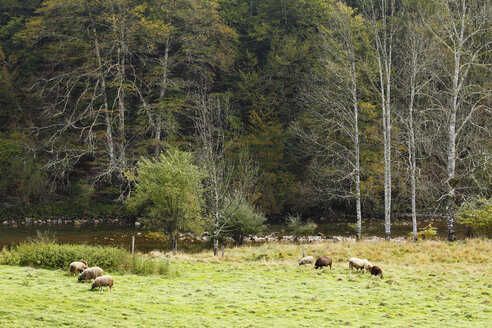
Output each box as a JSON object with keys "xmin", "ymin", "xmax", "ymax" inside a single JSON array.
[
  {"xmin": 297, "ymin": 2, "xmax": 368, "ymax": 240},
  {"xmin": 424, "ymin": 0, "xmax": 492, "ymax": 241},
  {"xmin": 396, "ymin": 1, "xmax": 436, "ymax": 241},
  {"xmin": 362, "ymin": 0, "xmax": 398, "ymax": 239}
]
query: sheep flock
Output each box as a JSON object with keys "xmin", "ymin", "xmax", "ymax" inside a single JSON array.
[
  {"xmin": 297, "ymin": 255, "xmax": 383, "ymax": 278},
  {"xmin": 66, "ymin": 260, "xmax": 114, "ymax": 292},
  {"xmin": 61, "ymin": 249, "xmax": 381, "ymax": 296}
]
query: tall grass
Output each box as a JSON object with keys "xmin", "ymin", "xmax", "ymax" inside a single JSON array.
[
  {"xmin": 168, "ymin": 238, "xmax": 492, "ymax": 267},
  {"xmin": 0, "ymin": 238, "xmax": 173, "ymax": 276}
]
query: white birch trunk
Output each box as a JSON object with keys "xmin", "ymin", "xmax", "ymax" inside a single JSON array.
[
  {"xmin": 351, "ymin": 61, "xmax": 362, "ymax": 241},
  {"xmin": 446, "ymin": 0, "xmax": 466, "ymax": 242},
  {"xmin": 408, "ymin": 69, "xmax": 417, "ymax": 242},
  {"xmin": 155, "ymin": 39, "xmax": 170, "ymax": 157}
]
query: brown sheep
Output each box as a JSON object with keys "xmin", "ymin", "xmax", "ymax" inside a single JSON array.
[
  {"xmin": 91, "ymin": 276, "xmax": 114, "ymax": 291},
  {"xmin": 314, "ymin": 256, "xmax": 332, "ymax": 269},
  {"xmin": 69, "ymin": 260, "xmax": 88, "ymax": 275},
  {"xmin": 78, "ymin": 267, "xmax": 104, "ymax": 282},
  {"xmin": 370, "ymin": 265, "xmax": 383, "ymax": 278}
]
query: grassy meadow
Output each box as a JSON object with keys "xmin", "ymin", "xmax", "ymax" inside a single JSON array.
[{"xmin": 1, "ymin": 239, "xmax": 491, "ymax": 327}]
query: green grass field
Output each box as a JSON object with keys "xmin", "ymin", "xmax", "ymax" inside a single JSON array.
[{"xmin": 1, "ymin": 240, "xmax": 491, "ymax": 327}]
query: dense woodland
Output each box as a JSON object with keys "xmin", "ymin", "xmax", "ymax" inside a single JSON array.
[{"xmin": 0, "ymin": 0, "xmax": 491, "ymax": 241}]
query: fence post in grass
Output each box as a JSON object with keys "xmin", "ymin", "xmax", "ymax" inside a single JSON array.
[
  {"xmin": 131, "ymin": 236, "xmax": 135, "ymax": 254},
  {"xmin": 302, "ymin": 246, "xmax": 305, "ymax": 257},
  {"xmin": 221, "ymin": 246, "xmax": 224, "ymax": 258}
]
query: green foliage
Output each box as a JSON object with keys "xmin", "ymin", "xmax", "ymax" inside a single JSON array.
[
  {"xmin": 1, "ymin": 238, "xmax": 171, "ymax": 275},
  {"xmin": 0, "ymin": 0, "xmax": 490, "ymax": 224},
  {"xmin": 286, "ymin": 214, "xmax": 318, "ymax": 237},
  {"xmin": 125, "ymin": 149, "xmax": 204, "ymax": 250},
  {"xmin": 223, "ymin": 195, "xmax": 266, "ymax": 245},
  {"xmin": 413, "ymin": 224, "xmax": 437, "ymax": 240},
  {"xmin": 457, "ymin": 198, "xmax": 492, "ymax": 237}
]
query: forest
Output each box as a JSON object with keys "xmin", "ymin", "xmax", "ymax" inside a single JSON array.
[{"xmin": 0, "ymin": 0, "xmax": 491, "ymax": 242}]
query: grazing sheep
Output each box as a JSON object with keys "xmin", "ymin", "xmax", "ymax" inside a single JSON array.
[
  {"xmin": 314, "ymin": 256, "xmax": 332, "ymax": 269},
  {"xmin": 91, "ymin": 275, "xmax": 114, "ymax": 291},
  {"xmin": 363, "ymin": 260, "xmax": 373, "ymax": 272},
  {"xmin": 370, "ymin": 265, "xmax": 383, "ymax": 278},
  {"xmin": 69, "ymin": 260, "xmax": 88, "ymax": 275},
  {"xmin": 78, "ymin": 267, "xmax": 104, "ymax": 282},
  {"xmin": 349, "ymin": 258, "xmax": 373, "ymax": 273},
  {"xmin": 297, "ymin": 256, "xmax": 315, "ymax": 267}
]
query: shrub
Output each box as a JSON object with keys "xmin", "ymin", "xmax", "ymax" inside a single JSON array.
[
  {"xmin": 457, "ymin": 197, "xmax": 492, "ymax": 237},
  {"xmin": 414, "ymin": 224, "xmax": 437, "ymax": 240},
  {"xmin": 223, "ymin": 195, "xmax": 266, "ymax": 245},
  {"xmin": 286, "ymin": 215, "xmax": 317, "ymax": 237},
  {"xmin": 1, "ymin": 240, "xmax": 173, "ymax": 275}
]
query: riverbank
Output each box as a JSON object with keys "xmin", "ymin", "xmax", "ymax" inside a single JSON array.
[
  {"xmin": 0, "ymin": 217, "xmax": 471, "ymax": 253},
  {"xmin": 1, "ymin": 239, "xmax": 490, "ymax": 327}
]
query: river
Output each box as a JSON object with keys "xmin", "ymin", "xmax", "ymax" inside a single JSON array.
[{"xmin": 0, "ymin": 219, "xmax": 468, "ymax": 253}]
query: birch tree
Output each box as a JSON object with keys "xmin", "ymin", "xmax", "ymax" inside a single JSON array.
[
  {"xmin": 425, "ymin": 0, "xmax": 491, "ymax": 241},
  {"xmin": 194, "ymin": 93, "xmax": 257, "ymax": 255},
  {"xmin": 396, "ymin": 1, "xmax": 436, "ymax": 241},
  {"xmin": 361, "ymin": 0, "xmax": 398, "ymax": 239},
  {"xmin": 297, "ymin": 2, "xmax": 367, "ymax": 240}
]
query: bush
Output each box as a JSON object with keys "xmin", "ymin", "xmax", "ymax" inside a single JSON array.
[
  {"xmin": 411, "ymin": 224, "xmax": 437, "ymax": 240},
  {"xmin": 286, "ymin": 215, "xmax": 318, "ymax": 237},
  {"xmin": 0, "ymin": 239, "xmax": 173, "ymax": 275},
  {"xmin": 457, "ymin": 197, "xmax": 492, "ymax": 237},
  {"xmin": 223, "ymin": 195, "xmax": 266, "ymax": 245}
]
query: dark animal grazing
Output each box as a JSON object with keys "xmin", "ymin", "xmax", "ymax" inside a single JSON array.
[
  {"xmin": 69, "ymin": 260, "xmax": 88, "ymax": 275},
  {"xmin": 314, "ymin": 256, "xmax": 332, "ymax": 269},
  {"xmin": 370, "ymin": 265, "xmax": 383, "ymax": 278}
]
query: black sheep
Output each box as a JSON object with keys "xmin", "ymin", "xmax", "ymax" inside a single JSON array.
[
  {"xmin": 314, "ymin": 256, "xmax": 332, "ymax": 269},
  {"xmin": 370, "ymin": 265, "xmax": 383, "ymax": 278}
]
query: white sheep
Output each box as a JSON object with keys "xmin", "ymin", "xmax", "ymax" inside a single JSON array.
[
  {"xmin": 349, "ymin": 257, "xmax": 373, "ymax": 273},
  {"xmin": 91, "ymin": 275, "xmax": 114, "ymax": 291},
  {"xmin": 297, "ymin": 256, "xmax": 315, "ymax": 267},
  {"xmin": 69, "ymin": 260, "xmax": 88, "ymax": 275}
]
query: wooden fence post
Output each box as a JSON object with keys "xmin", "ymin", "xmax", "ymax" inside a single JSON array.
[
  {"xmin": 221, "ymin": 246, "xmax": 225, "ymax": 258},
  {"xmin": 131, "ymin": 236, "xmax": 135, "ymax": 254},
  {"xmin": 302, "ymin": 246, "xmax": 305, "ymax": 257}
]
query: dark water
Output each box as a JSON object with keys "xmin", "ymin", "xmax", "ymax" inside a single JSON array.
[{"xmin": 0, "ymin": 219, "xmax": 468, "ymax": 253}]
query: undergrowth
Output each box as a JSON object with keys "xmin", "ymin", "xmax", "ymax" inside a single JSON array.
[{"xmin": 0, "ymin": 238, "xmax": 172, "ymax": 276}]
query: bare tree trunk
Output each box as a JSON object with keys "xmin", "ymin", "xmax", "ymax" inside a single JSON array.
[
  {"xmin": 88, "ymin": 4, "xmax": 115, "ymax": 168},
  {"xmin": 117, "ymin": 36, "xmax": 126, "ymax": 170},
  {"xmin": 444, "ymin": 2, "xmax": 466, "ymax": 242},
  {"xmin": 155, "ymin": 39, "xmax": 170, "ymax": 157},
  {"xmin": 384, "ymin": 55, "xmax": 392, "ymax": 241},
  {"xmin": 95, "ymin": 39, "xmax": 115, "ymax": 166},
  {"xmin": 424, "ymin": 0, "xmax": 490, "ymax": 241},
  {"xmin": 366, "ymin": 0, "xmax": 395, "ymax": 240},
  {"xmin": 170, "ymin": 232, "xmax": 177, "ymax": 255},
  {"xmin": 408, "ymin": 73, "xmax": 417, "ymax": 242},
  {"xmin": 351, "ymin": 61, "xmax": 362, "ymax": 241},
  {"xmin": 111, "ymin": 0, "xmax": 127, "ymax": 173}
]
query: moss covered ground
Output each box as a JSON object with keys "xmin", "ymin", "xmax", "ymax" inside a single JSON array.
[{"xmin": 1, "ymin": 240, "xmax": 491, "ymax": 327}]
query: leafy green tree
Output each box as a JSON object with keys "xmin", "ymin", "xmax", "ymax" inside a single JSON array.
[
  {"xmin": 223, "ymin": 194, "xmax": 266, "ymax": 245},
  {"xmin": 125, "ymin": 149, "xmax": 204, "ymax": 253},
  {"xmin": 457, "ymin": 198, "xmax": 492, "ymax": 237}
]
